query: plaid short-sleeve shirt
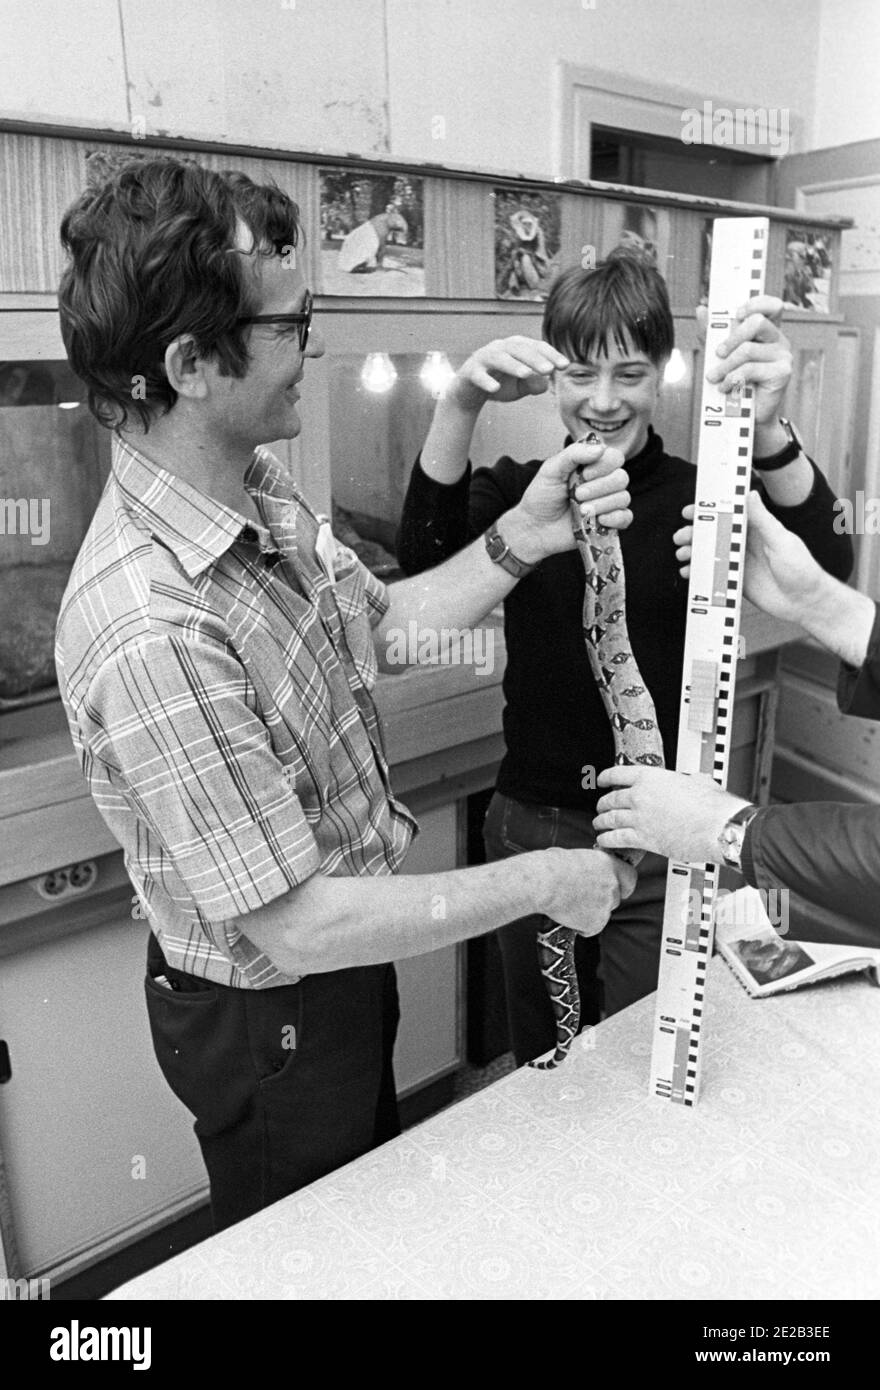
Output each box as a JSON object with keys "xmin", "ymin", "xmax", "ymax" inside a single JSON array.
[{"xmin": 56, "ymin": 437, "xmax": 417, "ymax": 987}]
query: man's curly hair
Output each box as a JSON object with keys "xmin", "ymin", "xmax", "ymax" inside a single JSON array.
[{"xmin": 58, "ymin": 155, "xmax": 302, "ymax": 431}]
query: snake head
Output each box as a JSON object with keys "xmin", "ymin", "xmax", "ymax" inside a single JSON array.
[{"xmin": 568, "ymin": 430, "xmax": 603, "ymax": 498}]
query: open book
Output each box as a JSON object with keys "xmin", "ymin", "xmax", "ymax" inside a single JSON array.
[{"xmin": 714, "ymin": 888, "xmax": 880, "ymax": 999}]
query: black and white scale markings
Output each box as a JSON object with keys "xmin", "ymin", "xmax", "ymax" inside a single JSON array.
[{"xmin": 649, "ymin": 216, "xmax": 768, "ymax": 1106}]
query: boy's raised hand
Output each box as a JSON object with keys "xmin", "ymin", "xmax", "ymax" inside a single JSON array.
[
  {"xmin": 450, "ymin": 335, "xmax": 569, "ymax": 411},
  {"xmin": 696, "ymin": 294, "xmax": 793, "ymax": 426},
  {"xmin": 677, "ymin": 295, "xmax": 795, "ymax": 578}
]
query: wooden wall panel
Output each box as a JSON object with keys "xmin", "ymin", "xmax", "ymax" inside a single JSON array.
[
  {"xmin": 666, "ymin": 207, "xmax": 704, "ymax": 313},
  {"xmin": 0, "ymin": 135, "xmax": 85, "ymax": 293},
  {"xmin": 424, "ymin": 178, "xmax": 493, "ymax": 298},
  {"xmin": 1, "ymin": 130, "xmax": 847, "ymax": 323},
  {"xmin": 766, "ymin": 219, "xmax": 788, "ymax": 306},
  {"xmin": 558, "ymin": 191, "xmax": 603, "ymax": 278},
  {"xmin": 0, "ymin": 134, "xmax": 324, "ymax": 295}
]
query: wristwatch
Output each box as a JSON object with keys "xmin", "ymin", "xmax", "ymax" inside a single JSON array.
[
  {"xmin": 717, "ymin": 804, "xmax": 760, "ymax": 871},
  {"xmin": 484, "ymin": 523, "xmax": 537, "ymax": 579},
  {"xmin": 753, "ymin": 417, "xmax": 804, "ymax": 472}
]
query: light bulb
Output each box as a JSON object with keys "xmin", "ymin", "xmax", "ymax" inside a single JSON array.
[
  {"xmin": 663, "ymin": 349, "xmax": 688, "ymax": 385},
  {"xmin": 361, "ymin": 352, "xmax": 398, "ymax": 393},
  {"xmin": 419, "ymin": 352, "xmax": 455, "ymax": 398},
  {"xmin": 57, "ymin": 401, "xmax": 81, "ymax": 409}
]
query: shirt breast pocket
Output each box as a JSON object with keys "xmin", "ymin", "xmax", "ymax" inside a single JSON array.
[{"xmin": 328, "ymin": 546, "xmax": 379, "ymax": 688}]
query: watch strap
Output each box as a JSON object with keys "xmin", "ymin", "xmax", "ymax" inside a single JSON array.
[
  {"xmin": 753, "ymin": 418, "xmax": 803, "ymax": 472},
  {"xmin": 484, "ymin": 524, "xmax": 536, "ymax": 579}
]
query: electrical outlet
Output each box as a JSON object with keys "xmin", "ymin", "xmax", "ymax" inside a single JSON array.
[
  {"xmin": 32, "ymin": 861, "xmax": 98, "ymax": 901},
  {"xmin": 35, "ymin": 869, "xmax": 69, "ymax": 899},
  {"xmin": 68, "ymin": 860, "xmax": 97, "ymax": 892}
]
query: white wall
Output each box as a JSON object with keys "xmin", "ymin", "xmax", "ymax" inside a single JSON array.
[
  {"xmin": 2, "ymin": 0, "xmax": 875, "ymax": 172},
  {"xmin": 386, "ymin": 0, "xmax": 821, "ymax": 173},
  {"xmin": 0, "ymin": 0, "xmax": 391, "ymax": 154},
  {"xmin": 813, "ymin": 0, "xmax": 880, "ymax": 148},
  {"xmin": 0, "ymin": 0, "xmax": 825, "ymax": 174}
]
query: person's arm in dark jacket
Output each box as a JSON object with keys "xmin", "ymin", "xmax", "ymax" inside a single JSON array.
[
  {"xmin": 741, "ymin": 802, "xmax": 880, "ymax": 947},
  {"xmin": 595, "ymin": 766, "xmax": 880, "ymax": 949},
  {"xmin": 838, "ymin": 601, "xmax": 880, "ymax": 718}
]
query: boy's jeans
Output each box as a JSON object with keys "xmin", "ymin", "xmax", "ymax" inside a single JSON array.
[{"xmin": 483, "ymin": 791, "xmax": 668, "ymax": 1065}]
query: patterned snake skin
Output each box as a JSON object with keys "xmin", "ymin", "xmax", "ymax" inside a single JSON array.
[{"xmin": 529, "ymin": 435, "xmax": 667, "ymax": 1069}]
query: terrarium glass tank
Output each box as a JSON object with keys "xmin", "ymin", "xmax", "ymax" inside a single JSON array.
[{"xmin": 0, "ymin": 360, "xmax": 110, "ymax": 704}]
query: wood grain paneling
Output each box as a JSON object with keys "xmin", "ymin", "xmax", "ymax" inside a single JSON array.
[
  {"xmin": 0, "ymin": 135, "xmax": 85, "ymax": 292},
  {"xmin": 558, "ymin": 191, "xmax": 603, "ymax": 278},
  {"xmin": 0, "ymin": 133, "xmax": 325, "ymax": 294},
  {"xmin": 665, "ymin": 207, "xmax": 704, "ymax": 312},
  {"xmin": 424, "ymin": 178, "xmax": 493, "ymax": 298}
]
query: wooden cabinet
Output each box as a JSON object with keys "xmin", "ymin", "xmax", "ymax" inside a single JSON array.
[
  {"xmin": 0, "ymin": 809, "xmax": 464, "ymax": 1281},
  {"xmin": 392, "ymin": 801, "xmax": 463, "ymax": 1097},
  {"xmin": 0, "ymin": 895, "xmax": 208, "ymax": 1281},
  {"xmin": 774, "ymin": 640, "xmax": 880, "ymax": 805}
]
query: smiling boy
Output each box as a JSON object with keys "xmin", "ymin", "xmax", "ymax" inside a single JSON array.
[{"xmin": 397, "ymin": 253, "xmax": 853, "ymax": 1064}]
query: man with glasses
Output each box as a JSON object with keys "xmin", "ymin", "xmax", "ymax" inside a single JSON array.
[{"xmin": 56, "ymin": 157, "xmax": 635, "ymax": 1228}]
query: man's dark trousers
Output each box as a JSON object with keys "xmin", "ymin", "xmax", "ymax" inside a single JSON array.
[{"xmin": 145, "ymin": 933, "xmax": 400, "ymax": 1231}]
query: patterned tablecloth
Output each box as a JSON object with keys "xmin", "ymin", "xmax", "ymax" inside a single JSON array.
[{"xmin": 106, "ymin": 960, "xmax": 880, "ymax": 1301}]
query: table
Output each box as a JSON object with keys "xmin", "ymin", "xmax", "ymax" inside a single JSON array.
[{"xmin": 106, "ymin": 961, "xmax": 880, "ymax": 1300}]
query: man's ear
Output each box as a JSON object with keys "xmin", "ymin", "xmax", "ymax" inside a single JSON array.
[{"xmin": 163, "ymin": 335, "xmax": 209, "ymax": 401}]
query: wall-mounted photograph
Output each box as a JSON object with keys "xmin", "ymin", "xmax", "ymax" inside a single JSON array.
[
  {"xmin": 602, "ymin": 200, "xmax": 671, "ymax": 280},
  {"xmin": 783, "ymin": 228, "xmax": 833, "ymax": 313},
  {"xmin": 319, "ymin": 168, "xmax": 425, "ymax": 296},
  {"xmin": 494, "ymin": 188, "xmax": 561, "ymax": 300}
]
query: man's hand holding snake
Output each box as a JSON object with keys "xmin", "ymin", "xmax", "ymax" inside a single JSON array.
[{"xmin": 502, "ymin": 438, "xmax": 632, "ymax": 563}]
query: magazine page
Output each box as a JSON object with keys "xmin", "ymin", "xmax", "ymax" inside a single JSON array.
[{"xmin": 714, "ymin": 888, "xmax": 880, "ymax": 998}]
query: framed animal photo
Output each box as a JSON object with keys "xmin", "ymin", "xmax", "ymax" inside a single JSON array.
[
  {"xmin": 319, "ymin": 169, "xmax": 425, "ymax": 296},
  {"xmin": 494, "ymin": 188, "xmax": 561, "ymax": 300},
  {"xmin": 783, "ymin": 228, "xmax": 833, "ymax": 313},
  {"xmin": 602, "ymin": 200, "xmax": 671, "ymax": 282}
]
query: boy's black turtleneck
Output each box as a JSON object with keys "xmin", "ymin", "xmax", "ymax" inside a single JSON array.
[{"xmin": 396, "ymin": 427, "xmax": 853, "ymax": 814}]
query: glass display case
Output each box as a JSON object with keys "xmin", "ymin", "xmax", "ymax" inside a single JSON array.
[
  {"xmin": 316, "ymin": 307, "xmax": 703, "ymax": 582},
  {"xmin": 0, "ymin": 354, "xmax": 109, "ymax": 705},
  {"xmin": 0, "ymin": 295, "xmax": 834, "ymax": 717}
]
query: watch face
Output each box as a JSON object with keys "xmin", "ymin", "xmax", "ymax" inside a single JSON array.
[
  {"xmin": 720, "ymin": 823, "xmax": 744, "ymax": 867},
  {"xmin": 485, "ymin": 531, "xmax": 504, "ymax": 560}
]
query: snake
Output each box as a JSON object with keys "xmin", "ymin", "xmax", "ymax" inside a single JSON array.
[{"xmin": 529, "ymin": 434, "xmax": 667, "ymax": 1070}]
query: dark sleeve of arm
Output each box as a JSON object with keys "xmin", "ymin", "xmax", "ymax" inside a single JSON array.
[
  {"xmin": 753, "ymin": 460, "xmax": 854, "ymax": 581},
  {"xmin": 741, "ymin": 802, "xmax": 880, "ymax": 946},
  {"xmin": 838, "ymin": 601, "xmax": 880, "ymax": 718},
  {"xmin": 396, "ymin": 454, "xmax": 474, "ymax": 575},
  {"xmin": 396, "ymin": 453, "xmax": 518, "ymax": 576}
]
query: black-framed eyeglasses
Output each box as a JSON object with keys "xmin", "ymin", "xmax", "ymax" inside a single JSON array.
[{"xmin": 238, "ymin": 290, "xmax": 313, "ymax": 351}]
